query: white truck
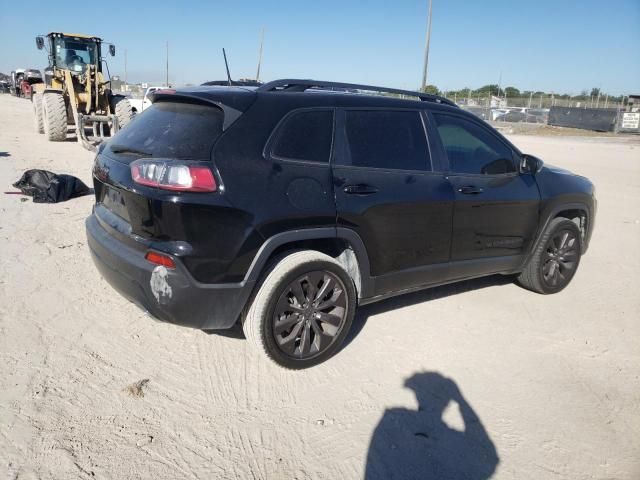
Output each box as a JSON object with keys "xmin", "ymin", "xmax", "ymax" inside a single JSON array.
[{"xmin": 127, "ymin": 86, "xmax": 164, "ymax": 114}]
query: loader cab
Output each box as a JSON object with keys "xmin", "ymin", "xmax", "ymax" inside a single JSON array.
[
  {"xmin": 36, "ymin": 33, "xmax": 113, "ymax": 76},
  {"xmin": 49, "ymin": 34, "xmax": 102, "ymax": 73}
]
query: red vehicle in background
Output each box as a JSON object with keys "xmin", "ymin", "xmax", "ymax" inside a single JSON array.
[{"xmin": 11, "ymin": 69, "xmax": 43, "ymax": 100}]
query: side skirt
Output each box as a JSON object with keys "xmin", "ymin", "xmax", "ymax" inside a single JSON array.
[{"xmin": 361, "ymin": 255, "xmax": 524, "ymax": 305}]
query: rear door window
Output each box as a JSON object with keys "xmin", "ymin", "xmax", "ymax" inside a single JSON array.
[
  {"xmin": 108, "ymin": 100, "xmax": 224, "ymax": 160},
  {"xmin": 271, "ymin": 110, "xmax": 334, "ymax": 163},
  {"xmin": 340, "ymin": 110, "xmax": 431, "ymax": 171},
  {"xmin": 432, "ymin": 113, "xmax": 516, "ymax": 175}
]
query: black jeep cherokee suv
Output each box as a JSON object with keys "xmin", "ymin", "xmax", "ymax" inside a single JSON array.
[{"xmin": 86, "ymin": 79, "xmax": 596, "ymax": 369}]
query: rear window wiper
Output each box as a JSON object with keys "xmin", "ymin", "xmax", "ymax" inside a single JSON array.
[{"xmin": 109, "ymin": 145, "xmax": 153, "ymax": 156}]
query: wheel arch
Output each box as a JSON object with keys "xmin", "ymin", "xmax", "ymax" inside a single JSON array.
[
  {"xmin": 245, "ymin": 228, "xmax": 373, "ymax": 299},
  {"xmin": 530, "ymin": 202, "xmax": 592, "ymax": 260},
  {"xmin": 554, "ymin": 207, "xmax": 589, "ymax": 243}
]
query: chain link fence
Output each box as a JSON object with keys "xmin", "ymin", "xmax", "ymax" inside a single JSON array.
[
  {"xmin": 441, "ymin": 93, "xmax": 627, "ymax": 110},
  {"xmin": 452, "ymin": 93, "xmax": 637, "ymax": 132}
]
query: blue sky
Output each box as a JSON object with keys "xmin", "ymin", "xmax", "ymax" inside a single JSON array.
[{"xmin": 1, "ymin": 0, "xmax": 638, "ymax": 95}]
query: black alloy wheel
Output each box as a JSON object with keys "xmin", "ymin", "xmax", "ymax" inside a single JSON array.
[
  {"xmin": 516, "ymin": 217, "xmax": 583, "ymax": 294},
  {"xmin": 272, "ymin": 271, "xmax": 347, "ymax": 359},
  {"xmin": 243, "ymin": 250, "xmax": 356, "ymax": 369},
  {"xmin": 542, "ymin": 229, "xmax": 579, "ymax": 288}
]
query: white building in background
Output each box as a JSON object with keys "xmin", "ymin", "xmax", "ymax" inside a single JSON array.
[{"xmin": 490, "ymin": 95, "xmax": 507, "ymax": 108}]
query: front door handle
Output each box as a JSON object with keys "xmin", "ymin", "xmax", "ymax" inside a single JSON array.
[
  {"xmin": 344, "ymin": 184, "xmax": 379, "ymax": 195},
  {"xmin": 458, "ymin": 185, "xmax": 484, "ymax": 195}
]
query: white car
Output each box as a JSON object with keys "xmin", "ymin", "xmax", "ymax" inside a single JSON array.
[
  {"xmin": 127, "ymin": 87, "xmax": 164, "ymax": 114},
  {"xmin": 490, "ymin": 109, "xmax": 509, "ymax": 121}
]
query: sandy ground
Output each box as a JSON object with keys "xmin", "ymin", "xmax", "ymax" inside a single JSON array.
[{"xmin": 1, "ymin": 93, "xmax": 639, "ymax": 480}]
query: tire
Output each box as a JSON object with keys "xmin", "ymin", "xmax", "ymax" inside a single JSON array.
[
  {"xmin": 517, "ymin": 217, "xmax": 582, "ymax": 294},
  {"xmin": 42, "ymin": 92, "xmax": 68, "ymax": 141},
  {"xmin": 32, "ymin": 93, "xmax": 44, "ymax": 134},
  {"xmin": 114, "ymin": 98, "xmax": 133, "ymax": 130},
  {"xmin": 243, "ymin": 250, "xmax": 357, "ymax": 369}
]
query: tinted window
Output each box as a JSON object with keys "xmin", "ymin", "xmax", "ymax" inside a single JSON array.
[
  {"xmin": 108, "ymin": 101, "xmax": 224, "ymax": 160},
  {"xmin": 343, "ymin": 110, "xmax": 430, "ymax": 170},
  {"xmin": 272, "ymin": 110, "xmax": 334, "ymax": 163},
  {"xmin": 433, "ymin": 113, "xmax": 516, "ymax": 175}
]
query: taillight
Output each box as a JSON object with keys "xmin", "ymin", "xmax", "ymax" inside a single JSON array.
[
  {"xmin": 131, "ymin": 159, "xmax": 217, "ymax": 192},
  {"xmin": 145, "ymin": 251, "xmax": 176, "ymax": 269}
]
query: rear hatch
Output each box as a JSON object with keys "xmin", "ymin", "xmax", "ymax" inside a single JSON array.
[
  {"xmin": 93, "ymin": 90, "xmax": 253, "ymax": 242},
  {"xmin": 107, "ymin": 99, "xmax": 225, "ymax": 165}
]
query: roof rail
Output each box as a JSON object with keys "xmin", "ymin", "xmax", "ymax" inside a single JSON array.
[{"xmin": 256, "ymin": 79, "xmax": 458, "ymax": 107}]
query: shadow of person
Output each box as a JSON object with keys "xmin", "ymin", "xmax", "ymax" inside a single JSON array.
[{"xmin": 365, "ymin": 372, "xmax": 499, "ymax": 480}]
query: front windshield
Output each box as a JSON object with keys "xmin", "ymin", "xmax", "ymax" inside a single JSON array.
[{"xmin": 53, "ymin": 37, "xmax": 98, "ymax": 72}]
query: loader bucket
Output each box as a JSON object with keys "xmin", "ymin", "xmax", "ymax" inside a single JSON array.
[{"xmin": 77, "ymin": 113, "xmax": 119, "ymax": 151}]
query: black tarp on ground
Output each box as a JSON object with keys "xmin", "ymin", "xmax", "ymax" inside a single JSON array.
[
  {"xmin": 13, "ymin": 169, "xmax": 90, "ymax": 203},
  {"xmin": 548, "ymin": 107, "xmax": 618, "ymax": 132}
]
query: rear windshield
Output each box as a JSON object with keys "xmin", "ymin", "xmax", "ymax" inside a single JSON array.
[{"xmin": 108, "ymin": 101, "xmax": 224, "ymax": 160}]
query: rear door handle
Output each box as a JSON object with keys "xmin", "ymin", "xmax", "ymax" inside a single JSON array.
[
  {"xmin": 344, "ymin": 184, "xmax": 379, "ymax": 195},
  {"xmin": 457, "ymin": 185, "xmax": 484, "ymax": 195}
]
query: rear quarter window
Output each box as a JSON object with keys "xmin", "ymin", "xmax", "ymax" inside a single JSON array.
[
  {"xmin": 108, "ymin": 101, "xmax": 224, "ymax": 160},
  {"xmin": 270, "ymin": 110, "xmax": 334, "ymax": 163}
]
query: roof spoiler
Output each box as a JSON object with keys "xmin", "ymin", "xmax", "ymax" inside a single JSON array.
[{"xmin": 149, "ymin": 90, "xmax": 246, "ymax": 130}]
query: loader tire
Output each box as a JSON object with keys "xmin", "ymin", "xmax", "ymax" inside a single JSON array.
[
  {"xmin": 33, "ymin": 93, "xmax": 44, "ymax": 134},
  {"xmin": 114, "ymin": 98, "xmax": 133, "ymax": 130},
  {"xmin": 43, "ymin": 92, "xmax": 68, "ymax": 141}
]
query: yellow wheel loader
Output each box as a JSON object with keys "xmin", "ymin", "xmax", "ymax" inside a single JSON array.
[{"xmin": 32, "ymin": 32, "xmax": 133, "ymax": 150}]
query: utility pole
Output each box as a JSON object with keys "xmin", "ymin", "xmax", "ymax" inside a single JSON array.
[
  {"xmin": 616, "ymin": 95, "xmax": 624, "ymax": 131},
  {"xmin": 165, "ymin": 41, "xmax": 169, "ymax": 87},
  {"xmin": 528, "ymin": 91, "xmax": 533, "ymax": 109},
  {"xmin": 256, "ymin": 27, "xmax": 265, "ymax": 82},
  {"xmin": 617, "ymin": 95, "xmax": 625, "ymax": 118},
  {"xmin": 420, "ymin": 0, "xmax": 433, "ymax": 91},
  {"xmin": 124, "ymin": 49, "xmax": 128, "ymax": 89}
]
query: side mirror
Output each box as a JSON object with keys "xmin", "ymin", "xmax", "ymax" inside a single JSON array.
[
  {"xmin": 521, "ymin": 154, "xmax": 544, "ymax": 174},
  {"xmin": 109, "ymin": 44, "xmax": 116, "ymax": 56},
  {"xmin": 36, "ymin": 36, "xmax": 45, "ymax": 50}
]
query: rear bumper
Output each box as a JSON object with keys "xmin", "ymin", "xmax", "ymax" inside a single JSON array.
[{"xmin": 86, "ymin": 213, "xmax": 254, "ymax": 330}]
